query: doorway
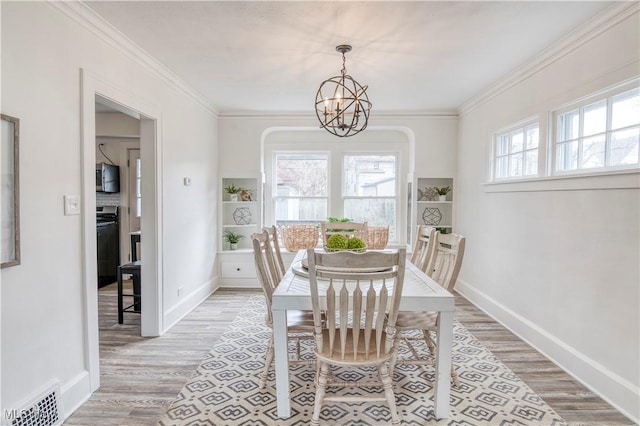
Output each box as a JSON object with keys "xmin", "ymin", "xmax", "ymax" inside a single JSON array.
[{"xmin": 81, "ymin": 69, "xmax": 163, "ymax": 393}]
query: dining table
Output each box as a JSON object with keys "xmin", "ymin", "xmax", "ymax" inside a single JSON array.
[{"xmin": 271, "ymin": 248, "xmax": 455, "ymax": 419}]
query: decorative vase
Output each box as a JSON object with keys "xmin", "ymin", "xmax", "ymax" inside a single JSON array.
[
  {"xmin": 229, "ymin": 194, "xmax": 239, "ymax": 202},
  {"xmin": 230, "ymin": 242, "xmax": 237, "ymax": 250},
  {"xmin": 438, "ymin": 195, "xmax": 447, "ymax": 202}
]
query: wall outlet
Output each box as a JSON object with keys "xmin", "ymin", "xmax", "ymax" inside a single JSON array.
[{"xmin": 178, "ymin": 287, "xmax": 184, "ymax": 296}]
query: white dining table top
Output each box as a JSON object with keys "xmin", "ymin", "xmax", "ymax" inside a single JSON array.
[{"xmin": 272, "ymin": 249, "xmax": 455, "ymax": 312}]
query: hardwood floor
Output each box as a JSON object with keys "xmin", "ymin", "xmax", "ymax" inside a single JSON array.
[{"xmin": 64, "ymin": 283, "xmax": 633, "ymax": 425}]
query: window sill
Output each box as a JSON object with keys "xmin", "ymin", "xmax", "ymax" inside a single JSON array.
[{"xmin": 484, "ymin": 169, "xmax": 640, "ymax": 192}]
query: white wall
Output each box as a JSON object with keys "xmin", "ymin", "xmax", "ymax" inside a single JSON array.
[
  {"xmin": 456, "ymin": 8, "xmax": 639, "ymax": 422},
  {"xmin": 218, "ymin": 114, "xmax": 458, "ymax": 185},
  {"xmin": 1, "ymin": 1, "xmax": 217, "ymax": 417}
]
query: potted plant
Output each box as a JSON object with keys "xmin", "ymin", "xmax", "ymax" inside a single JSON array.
[
  {"xmin": 436, "ymin": 186, "xmax": 451, "ymax": 201},
  {"xmin": 223, "ymin": 230, "xmax": 245, "ymax": 250},
  {"xmin": 225, "ymin": 184, "xmax": 242, "ymax": 202}
]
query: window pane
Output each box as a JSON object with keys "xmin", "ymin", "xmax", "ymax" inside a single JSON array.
[
  {"xmin": 581, "ymin": 135, "xmax": 606, "ymax": 169},
  {"xmin": 610, "ymin": 127, "xmax": 640, "ymax": 166},
  {"xmin": 275, "ymin": 198, "xmax": 327, "ymax": 223},
  {"xmin": 583, "ymin": 100, "xmax": 607, "ymax": 136},
  {"xmin": 508, "ymin": 154, "xmax": 523, "ymax": 176},
  {"xmin": 557, "ymin": 141, "xmax": 578, "ymax": 171},
  {"xmin": 524, "ymin": 150, "xmax": 538, "ymax": 175},
  {"xmin": 510, "ymin": 130, "xmax": 524, "ymax": 153},
  {"xmin": 344, "ymin": 155, "xmax": 396, "ymax": 196},
  {"xmin": 495, "ymin": 156, "xmax": 508, "ymax": 178},
  {"xmin": 611, "ymin": 89, "xmax": 640, "ymax": 130},
  {"xmin": 344, "ymin": 198, "xmax": 396, "ymax": 240},
  {"xmin": 558, "ymin": 110, "xmax": 579, "ymax": 142},
  {"xmin": 276, "ymin": 154, "xmax": 327, "ymax": 196},
  {"xmin": 526, "ymin": 125, "xmax": 539, "ymax": 149},
  {"xmin": 497, "ymin": 134, "xmax": 509, "ymax": 155}
]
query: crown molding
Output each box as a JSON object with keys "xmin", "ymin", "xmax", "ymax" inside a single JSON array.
[
  {"xmin": 219, "ymin": 109, "xmax": 458, "ymax": 119},
  {"xmin": 48, "ymin": 0, "xmax": 219, "ymax": 116},
  {"xmin": 457, "ymin": 2, "xmax": 640, "ymax": 117}
]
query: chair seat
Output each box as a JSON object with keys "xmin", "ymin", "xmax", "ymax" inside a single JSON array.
[
  {"xmin": 315, "ymin": 328, "xmax": 394, "ymax": 366},
  {"xmin": 395, "ymin": 311, "xmax": 437, "ymax": 329}
]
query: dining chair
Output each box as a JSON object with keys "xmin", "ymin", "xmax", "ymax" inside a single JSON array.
[
  {"xmin": 264, "ymin": 225, "xmax": 286, "ymax": 281},
  {"xmin": 320, "ymin": 221, "xmax": 368, "ymax": 246},
  {"xmin": 251, "ymin": 231, "xmax": 316, "ymax": 388},
  {"xmin": 307, "ymin": 248, "xmax": 406, "ymax": 425},
  {"xmin": 409, "ymin": 225, "xmax": 437, "ymax": 273},
  {"xmin": 393, "ymin": 232, "xmax": 466, "ymax": 386}
]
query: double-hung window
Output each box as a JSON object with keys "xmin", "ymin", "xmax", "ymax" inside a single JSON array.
[
  {"xmin": 493, "ymin": 121, "xmax": 539, "ymax": 180},
  {"xmin": 274, "ymin": 153, "xmax": 328, "ymax": 225},
  {"xmin": 343, "ymin": 154, "xmax": 397, "ymax": 240},
  {"xmin": 554, "ymin": 86, "xmax": 640, "ymax": 173}
]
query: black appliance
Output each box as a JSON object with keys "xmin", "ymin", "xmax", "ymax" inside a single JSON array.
[
  {"xmin": 97, "ymin": 206, "xmax": 120, "ymax": 287},
  {"xmin": 96, "ymin": 162, "xmax": 120, "ymax": 193}
]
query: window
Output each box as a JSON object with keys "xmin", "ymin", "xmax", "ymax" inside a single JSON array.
[
  {"xmin": 274, "ymin": 153, "xmax": 328, "ymax": 224},
  {"xmin": 493, "ymin": 121, "xmax": 539, "ymax": 180},
  {"xmin": 135, "ymin": 158, "xmax": 142, "ymax": 217},
  {"xmin": 555, "ymin": 87, "xmax": 640, "ymax": 173},
  {"xmin": 343, "ymin": 154, "xmax": 397, "ymax": 239}
]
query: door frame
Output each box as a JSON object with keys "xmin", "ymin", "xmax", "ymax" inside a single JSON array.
[{"xmin": 80, "ymin": 69, "xmax": 164, "ymax": 392}]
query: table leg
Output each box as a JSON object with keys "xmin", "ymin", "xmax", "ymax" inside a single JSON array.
[
  {"xmin": 434, "ymin": 310, "xmax": 453, "ymax": 419},
  {"xmin": 272, "ymin": 308, "xmax": 291, "ymax": 418}
]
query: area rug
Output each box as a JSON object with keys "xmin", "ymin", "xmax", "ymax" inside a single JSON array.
[{"xmin": 158, "ymin": 295, "xmax": 566, "ymax": 425}]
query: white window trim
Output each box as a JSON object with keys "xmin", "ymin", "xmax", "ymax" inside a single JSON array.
[
  {"xmin": 271, "ymin": 150, "xmax": 331, "ymax": 226},
  {"xmin": 484, "ymin": 77, "xmax": 640, "ymax": 192},
  {"xmin": 265, "ymin": 146, "xmax": 405, "ymax": 243},
  {"xmin": 489, "ymin": 116, "xmax": 540, "ymax": 182},
  {"xmin": 550, "ymin": 81, "xmax": 640, "ymax": 176}
]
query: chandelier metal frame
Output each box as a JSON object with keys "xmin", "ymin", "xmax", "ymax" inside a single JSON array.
[{"xmin": 315, "ymin": 45, "xmax": 372, "ymax": 137}]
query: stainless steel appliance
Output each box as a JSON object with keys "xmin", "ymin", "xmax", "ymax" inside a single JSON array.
[
  {"xmin": 97, "ymin": 206, "xmax": 120, "ymax": 287},
  {"xmin": 96, "ymin": 162, "xmax": 120, "ymax": 193}
]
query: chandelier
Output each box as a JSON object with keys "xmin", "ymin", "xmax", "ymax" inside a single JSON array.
[{"xmin": 315, "ymin": 45, "xmax": 372, "ymax": 137}]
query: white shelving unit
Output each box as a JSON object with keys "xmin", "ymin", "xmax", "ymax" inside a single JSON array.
[
  {"xmin": 413, "ymin": 177, "xmax": 455, "ymax": 240},
  {"xmin": 219, "ymin": 176, "xmax": 261, "ymax": 252},
  {"xmin": 218, "ymin": 174, "xmax": 262, "ymax": 288}
]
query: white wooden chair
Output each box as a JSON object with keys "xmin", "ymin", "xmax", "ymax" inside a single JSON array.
[
  {"xmin": 251, "ymin": 231, "xmax": 315, "ymax": 388},
  {"xmin": 320, "ymin": 221, "xmax": 368, "ymax": 246},
  {"xmin": 410, "ymin": 225, "xmax": 437, "ymax": 273},
  {"xmin": 307, "ymin": 248, "xmax": 406, "ymax": 426},
  {"xmin": 393, "ymin": 232, "xmax": 466, "ymax": 387},
  {"xmin": 264, "ymin": 225, "xmax": 286, "ymax": 280}
]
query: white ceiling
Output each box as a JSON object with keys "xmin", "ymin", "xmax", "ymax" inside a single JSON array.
[{"xmin": 85, "ymin": 1, "xmax": 614, "ymax": 115}]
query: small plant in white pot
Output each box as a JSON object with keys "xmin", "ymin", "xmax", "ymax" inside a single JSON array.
[
  {"xmin": 225, "ymin": 184, "xmax": 242, "ymax": 202},
  {"xmin": 436, "ymin": 186, "xmax": 451, "ymax": 201},
  {"xmin": 223, "ymin": 230, "xmax": 245, "ymax": 250}
]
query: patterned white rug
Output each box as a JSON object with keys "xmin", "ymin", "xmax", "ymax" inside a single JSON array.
[{"xmin": 158, "ymin": 295, "xmax": 566, "ymax": 425}]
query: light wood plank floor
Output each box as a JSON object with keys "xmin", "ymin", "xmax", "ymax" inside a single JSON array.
[{"xmin": 64, "ymin": 283, "xmax": 633, "ymax": 425}]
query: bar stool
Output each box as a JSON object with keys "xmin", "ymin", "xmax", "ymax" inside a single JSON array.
[
  {"xmin": 130, "ymin": 231, "xmax": 141, "ymax": 262},
  {"xmin": 117, "ymin": 260, "xmax": 141, "ymax": 324}
]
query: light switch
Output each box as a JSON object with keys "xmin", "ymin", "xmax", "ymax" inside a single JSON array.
[
  {"xmin": 64, "ymin": 195, "xmax": 81, "ymax": 215},
  {"xmin": 184, "ymin": 177, "xmax": 191, "ymax": 186}
]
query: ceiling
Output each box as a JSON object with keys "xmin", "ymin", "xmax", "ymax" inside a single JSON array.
[{"xmin": 85, "ymin": 1, "xmax": 614, "ymax": 115}]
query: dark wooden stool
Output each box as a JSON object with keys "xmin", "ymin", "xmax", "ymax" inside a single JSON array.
[{"xmin": 117, "ymin": 261, "xmax": 141, "ymax": 324}]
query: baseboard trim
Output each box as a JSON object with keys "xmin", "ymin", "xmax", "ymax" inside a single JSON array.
[
  {"xmin": 60, "ymin": 371, "xmax": 91, "ymax": 422},
  {"xmin": 456, "ymin": 278, "xmax": 639, "ymax": 424},
  {"xmin": 163, "ymin": 278, "xmax": 216, "ymax": 332}
]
